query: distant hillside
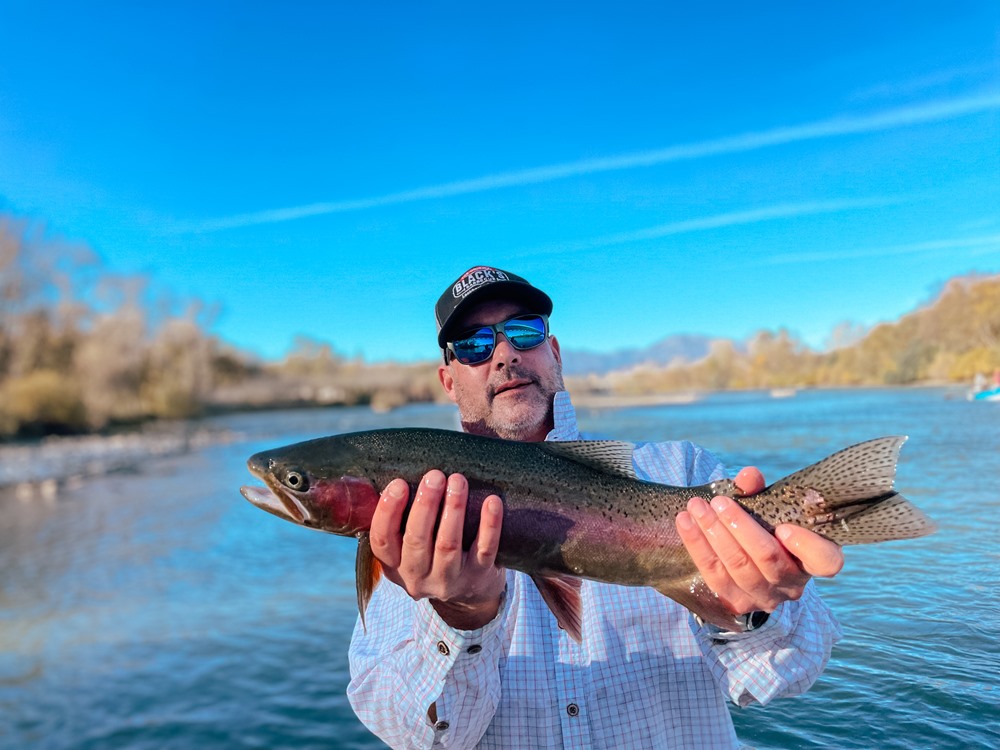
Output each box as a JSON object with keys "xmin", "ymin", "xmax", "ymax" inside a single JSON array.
[
  {"xmin": 562, "ymin": 334, "xmax": 717, "ymax": 376},
  {"xmin": 567, "ymin": 272, "xmax": 1000, "ymax": 395}
]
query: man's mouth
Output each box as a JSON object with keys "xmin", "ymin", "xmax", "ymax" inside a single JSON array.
[{"xmin": 494, "ymin": 378, "xmax": 534, "ymax": 396}]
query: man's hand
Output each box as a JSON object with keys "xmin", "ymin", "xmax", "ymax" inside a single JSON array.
[
  {"xmin": 675, "ymin": 466, "xmax": 845, "ymax": 617},
  {"xmin": 368, "ymin": 470, "xmax": 506, "ymax": 630}
]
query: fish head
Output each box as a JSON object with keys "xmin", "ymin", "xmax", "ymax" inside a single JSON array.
[{"xmin": 240, "ymin": 437, "xmax": 381, "ymax": 537}]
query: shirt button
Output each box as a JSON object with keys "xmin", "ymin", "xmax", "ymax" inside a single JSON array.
[
  {"xmin": 436, "ymin": 641, "xmax": 450, "ymax": 656},
  {"xmin": 566, "ymin": 703, "xmax": 579, "ymax": 717},
  {"xmin": 435, "ymin": 721, "xmax": 450, "ymax": 731},
  {"xmin": 467, "ymin": 644, "xmax": 482, "ymax": 654}
]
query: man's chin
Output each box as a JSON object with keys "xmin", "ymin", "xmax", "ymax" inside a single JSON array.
[
  {"xmin": 491, "ymin": 385, "xmax": 542, "ymax": 411},
  {"xmin": 487, "ymin": 397, "xmax": 550, "ymax": 440}
]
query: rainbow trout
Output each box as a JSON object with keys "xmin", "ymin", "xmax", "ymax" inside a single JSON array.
[{"xmin": 240, "ymin": 429, "xmax": 935, "ymax": 639}]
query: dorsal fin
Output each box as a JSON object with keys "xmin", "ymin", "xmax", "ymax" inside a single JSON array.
[
  {"xmin": 530, "ymin": 573, "xmax": 584, "ymax": 642},
  {"xmin": 355, "ymin": 533, "xmax": 383, "ymax": 632},
  {"xmin": 539, "ymin": 440, "xmax": 637, "ymax": 478}
]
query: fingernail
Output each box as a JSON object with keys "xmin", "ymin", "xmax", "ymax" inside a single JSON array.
[
  {"xmin": 386, "ymin": 481, "xmax": 405, "ymax": 500},
  {"xmin": 676, "ymin": 512, "xmax": 694, "ymax": 532},
  {"xmin": 426, "ymin": 472, "xmax": 445, "ymax": 489},
  {"xmin": 710, "ymin": 497, "xmax": 731, "ymax": 514},
  {"xmin": 689, "ymin": 497, "xmax": 711, "ymax": 521},
  {"xmin": 446, "ymin": 474, "xmax": 465, "ymax": 494},
  {"xmin": 775, "ymin": 526, "xmax": 793, "ymax": 543}
]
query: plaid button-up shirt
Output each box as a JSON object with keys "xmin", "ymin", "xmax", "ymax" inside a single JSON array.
[{"xmin": 348, "ymin": 392, "xmax": 841, "ymax": 749}]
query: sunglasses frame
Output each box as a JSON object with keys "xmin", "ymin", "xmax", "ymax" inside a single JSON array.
[{"xmin": 444, "ymin": 314, "xmax": 550, "ymax": 365}]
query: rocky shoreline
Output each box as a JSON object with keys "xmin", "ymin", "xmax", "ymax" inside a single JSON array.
[{"xmin": 0, "ymin": 424, "xmax": 243, "ymax": 500}]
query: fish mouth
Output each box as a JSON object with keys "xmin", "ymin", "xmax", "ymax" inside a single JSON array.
[{"xmin": 240, "ymin": 483, "xmax": 312, "ymax": 524}]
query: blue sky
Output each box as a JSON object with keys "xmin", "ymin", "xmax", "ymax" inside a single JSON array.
[{"xmin": 1, "ymin": 2, "xmax": 998, "ymax": 362}]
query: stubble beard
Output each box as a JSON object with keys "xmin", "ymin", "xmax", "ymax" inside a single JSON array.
[{"xmin": 455, "ymin": 362, "xmax": 565, "ymax": 442}]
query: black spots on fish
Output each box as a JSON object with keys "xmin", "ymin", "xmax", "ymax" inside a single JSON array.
[
  {"xmin": 780, "ymin": 436, "xmax": 905, "ymax": 506},
  {"xmin": 819, "ymin": 493, "xmax": 936, "ymax": 545},
  {"xmin": 779, "ymin": 485, "xmax": 834, "ymax": 525},
  {"xmin": 709, "ymin": 478, "xmax": 738, "ymax": 498}
]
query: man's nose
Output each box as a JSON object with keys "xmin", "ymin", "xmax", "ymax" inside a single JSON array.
[{"xmin": 491, "ymin": 333, "xmax": 519, "ymax": 367}]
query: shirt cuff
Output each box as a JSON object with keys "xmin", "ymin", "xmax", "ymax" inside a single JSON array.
[
  {"xmin": 691, "ymin": 601, "xmax": 791, "ymax": 645},
  {"xmin": 689, "ymin": 582, "xmax": 841, "ymax": 707},
  {"xmin": 414, "ymin": 579, "xmax": 511, "ymax": 659}
]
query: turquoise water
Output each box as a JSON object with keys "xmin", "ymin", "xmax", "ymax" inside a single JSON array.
[{"xmin": 1, "ymin": 389, "xmax": 997, "ymax": 749}]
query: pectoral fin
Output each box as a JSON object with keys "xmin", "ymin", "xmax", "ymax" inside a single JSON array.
[
  {"xmin": 356, "ymin": 534, "xmax": 383, "ymax": 632},
  {"xmin": 531, "ymin": 573, "xmax": 584, "ymax": 642}
]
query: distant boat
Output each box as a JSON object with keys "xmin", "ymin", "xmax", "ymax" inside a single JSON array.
[
  {"xmin": 970, "ymin": 386, "xmax": 1000, "ymax": 402},
  {"xmin": 770, "ymin": 388, "xmax": 797, "ymax": 399}
]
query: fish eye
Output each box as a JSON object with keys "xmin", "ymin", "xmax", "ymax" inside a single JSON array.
[{"xmin": 282, "ymin": 470, "xmax": 309, "ymax": 492}]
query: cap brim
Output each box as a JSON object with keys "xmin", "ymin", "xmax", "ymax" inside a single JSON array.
[{"xmin": 437, "ymin": 282, "xmax": 552, "ymax": 348}]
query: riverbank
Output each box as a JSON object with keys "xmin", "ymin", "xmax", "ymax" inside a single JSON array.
[{"xmin": 0, "ymin": 423, "xmax": 243, "ymax": 499}]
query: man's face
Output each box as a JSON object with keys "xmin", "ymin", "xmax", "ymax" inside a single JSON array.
[{"xmin": 438, "ymin": 299, "xmax": 564, "ymax": 442}]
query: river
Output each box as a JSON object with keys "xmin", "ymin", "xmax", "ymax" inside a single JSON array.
[{"xmin": 1, "ymin": 388, "xmax": 997, "ymax": 749}]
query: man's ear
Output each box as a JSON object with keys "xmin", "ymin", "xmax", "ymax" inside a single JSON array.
[
  {"xmin": 438, "ymin": 362, "xmax": 459, "ymax": 403},
  {"xmin": 549, "ymin": 334, "xmax": 561, "ymax": 364}
]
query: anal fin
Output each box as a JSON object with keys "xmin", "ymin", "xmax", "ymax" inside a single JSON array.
[
  {"xmin": 356, "ymin": 533, "xmax": 383, "ymax": 632},
  {"xmin": 531, "ymin": 573, "xmax": 584, "ymax": 642}
]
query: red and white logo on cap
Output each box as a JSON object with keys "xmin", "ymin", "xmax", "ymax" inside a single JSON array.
[{"xmin": 452, "ymin": 267, "xmax": 510, "ymax": 299}]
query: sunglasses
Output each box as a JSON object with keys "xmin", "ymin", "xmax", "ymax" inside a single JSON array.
[{"xmin": 445, "ymin": 314, "xmax": 549, "ymax": 365}]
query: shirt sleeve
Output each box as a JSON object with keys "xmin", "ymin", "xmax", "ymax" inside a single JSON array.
[
  {"xmin": 692, "ymin": 580, "xmax": 843, "ymax": 707},
  {"xmin": 632, "ymin": 439, "xmax": 843, "ymax": 708},
  {"xmin": 347, "ymin": 571, "xmax": 514, "ymax": 749}
]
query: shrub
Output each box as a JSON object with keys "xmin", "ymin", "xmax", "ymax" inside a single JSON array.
[{"xmin": 0, "ymin": 369, "xmax": 87, "ymax": 436}]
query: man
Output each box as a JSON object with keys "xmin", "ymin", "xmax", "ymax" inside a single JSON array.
[{"xmin": 349, "ymin": 266, "xmax": 844, "ymax": 749}]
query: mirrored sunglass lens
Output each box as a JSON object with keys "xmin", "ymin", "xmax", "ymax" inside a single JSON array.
[
  {"xmin": 453, "ymin": 328, "xmax": 496, "ymax": 363},
  {"xmin": 503, "ymin": 317, "xmax": 546, "ymax": 349}
]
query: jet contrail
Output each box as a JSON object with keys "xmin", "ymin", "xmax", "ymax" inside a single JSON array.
[
  {"xmin": 517, "ymin": 197, "xmax": 907, "ymax": 256},
  {"xmin": 761, "ymin": 233, "xmax": 1000, "ymax": 265},
  {"xmin": 182, "ymin": 92, "xmax": 1000, "ymax": 233}
]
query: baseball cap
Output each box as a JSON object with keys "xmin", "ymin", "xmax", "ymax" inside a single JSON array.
[{"xmin": 435, "ymin": 266, "xmax": 553, "ymax": 348}]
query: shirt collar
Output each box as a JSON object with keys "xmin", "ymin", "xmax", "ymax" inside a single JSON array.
[{"xmin": 545, "ymin": 390, "xmax": 581, "ymax": 442}]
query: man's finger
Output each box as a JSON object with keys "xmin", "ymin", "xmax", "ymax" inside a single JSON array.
[
  {"xmin": 368, "ymin": 479, "xmax": 409, "ymax": 569},
  {"xmin": 676, "ymin": 500, "xmax": 749, "ymax": 613},
  {"xmin": 471, "ymin": 494, "xmax": 504, "ymax": 570},
  {"xmin": 400, "ymin": 470, "xmax": 447, "ymax": 578},
  {"xmin": 708, "ymin": 496, "xmax": 805, "ymax": 588},
  {"xmin": 734, "ymin": 466, "xmax": 765, "ymax": 496},
  {"xmin": 432, "ymin": 473, "xmax": 470, "ymax": 580},
  {"xmin": 775, "ymin": 525, "xmax": 845, "ymax": 578},
  {"xmin": 709, "ymin": 496, "xmax": 812, "ymax": 612}
]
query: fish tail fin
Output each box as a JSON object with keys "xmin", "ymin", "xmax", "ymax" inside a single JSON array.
[
  {"xmin": 765, "ymin": 436, "xmax": 936, "ymax": 545},
  {"xmin": 355, "ymin": 534, "xmax": 383, "ymax": 632},
  {"xmin": 817, "ymin": 492, "xmax": 937, "ymax": 545}
]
